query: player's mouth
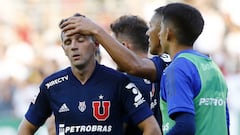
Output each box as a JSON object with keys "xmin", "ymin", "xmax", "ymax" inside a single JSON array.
[{"xmin": 72, "ymin": 54, "xmax": 81, "ymax": 60}]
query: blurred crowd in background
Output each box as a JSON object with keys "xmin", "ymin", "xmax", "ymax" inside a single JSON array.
[{"xmin": 0, "ymin": 0, "xmax": 239, "ymax": 134}]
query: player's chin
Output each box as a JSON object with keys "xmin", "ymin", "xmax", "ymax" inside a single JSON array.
[
  {"xmin": 72, "ymin": 60, "xmax": 84, "ymax": 67},
  {"xmin": 74, "ymin": 63, "xmax": 86, "ymax": 70}
]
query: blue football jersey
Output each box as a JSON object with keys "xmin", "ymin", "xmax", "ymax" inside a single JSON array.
[
  {"xmin": 25, "ymin": 63, "xmax": 152, "ymax": 135},
  {"xmin": 151, "ymin": 53, "xmax": 171, "ymax": 125},
  {"xmin": 124, "ymin": 74, "xmax": 159, "ymax": 135},
  {"xmin": 124, "ymin": 53, "xmax": 171, "ymax": 135}
]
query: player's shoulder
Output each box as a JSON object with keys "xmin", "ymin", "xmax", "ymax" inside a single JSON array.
[
  {"xmin": 40, "ymin": 66, "xmax": 71, "ymax": 90},
  {"xmin": 97, "ymin": 64, "xmax": 128, "ymax": 80},
  {"xmin": 151, "ymin": 53, "xmax": 171, "ymax": 69},
  {"xmin": 160, "ymin": 53, "xmax": 171, "ymax": 63}
]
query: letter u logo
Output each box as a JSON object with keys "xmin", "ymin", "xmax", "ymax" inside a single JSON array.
[{"xmin": 92, "ymin": 101, "xmax": 110, "ymax": 121}]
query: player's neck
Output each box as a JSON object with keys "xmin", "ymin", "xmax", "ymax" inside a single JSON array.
[
  {"xmin": 136, "ymin": 52, "xmax": 148, "ymax": 58},
  {"xmin": 170, "ymin": 43, "xmax": 193, "ymax": 59},
  {"xmin": 71, "ymin": 61, "xmax": 96, "ymax": 84}
]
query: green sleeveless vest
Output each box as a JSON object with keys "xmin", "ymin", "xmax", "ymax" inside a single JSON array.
[{"xmin": 160, "ymin": 53, "xmax": 228, "ymax": 135}]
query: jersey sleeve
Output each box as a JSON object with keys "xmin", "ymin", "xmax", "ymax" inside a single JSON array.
[
  {"xmin": 120, "ymin": 78, "xmax": 153, "ymax": 125},
  {"xmin": 162, "ymin": 58, "xmax": 200, "ymax": 118},
  {"xmin": 25, "ymin": 84, "xmax": 52, "ymax": 127},
  {"xmin": 151, "ymin": 53, "xmax": 171, "ymax": 82}
]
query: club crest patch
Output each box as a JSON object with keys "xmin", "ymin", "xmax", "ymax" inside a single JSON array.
[{"xmin": 78, "ymin": 101, "xmax": 86, "ymax": 112}]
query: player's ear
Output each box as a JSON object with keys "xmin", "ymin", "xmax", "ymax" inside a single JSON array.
[
  {"xmin": 61, "ymin": 44, "xmax": 67, "ymax": 56},
  {"xmin": 92, "ymin": 36, "xmax": 99, "ymax": 48},
  {"xmin": 122, "ymin": 41, "xmax": 131, "ymax": 49},
  {"xmin": 94, "ymin": 40, "xmax": 99, "ymax": 47},
  {"xmin": 166, "ymin": 27, "xmax": 174, "ymax": 42}
]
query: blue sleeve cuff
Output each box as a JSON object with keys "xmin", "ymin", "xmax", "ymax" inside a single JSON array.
[
  {"xmin": 167, "ymin": 112, "xmax": 195, "ymax": 135},
  {"xmin": 25, "ymin": 107, "xmax": 49, "ymax": 127},
  {"xmin": 129, "ymin": 106, "xmax": 153, "ymax": 125}
]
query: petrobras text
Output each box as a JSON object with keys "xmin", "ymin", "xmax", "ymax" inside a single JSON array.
[{"xmin": 58, "ymin": 124, "xmax": 112, "ymax": 134}]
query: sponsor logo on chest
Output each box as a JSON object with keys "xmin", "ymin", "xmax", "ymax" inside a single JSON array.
[
  {"xmin": 45, "ymin": 75, "xmax": 69, "ymax": 89},
  {"xmin": 58, "ymin": 124, "xmax": 112, "ymax": 134}
]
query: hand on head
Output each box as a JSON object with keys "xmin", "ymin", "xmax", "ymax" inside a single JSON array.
[
  {"xmin": 59, "ymin": 13, "xmax": 99, "ymax": 37},
  {"xmin": 59, "ymin": 13, "xmax": 85, "ymax": 28}
]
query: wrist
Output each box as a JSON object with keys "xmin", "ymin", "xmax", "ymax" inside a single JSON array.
[{"xmin": 92, "ymin": 26, "xmax": 108, "ymax": 41}]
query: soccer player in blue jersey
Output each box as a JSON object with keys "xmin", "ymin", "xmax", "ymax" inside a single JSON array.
[
  {"xmin": 45, "ymin": 45, "xmax": 103, "ymax": 135},
  {"xmin": 158, "ymin": 3, "xmax": 229, "ymax": 135},
  {"xmin": 17, "ymin": 14, "xmax": 162, "ymax": 135},
  {"xmin": 110, "ymin": 15, "xmax": 162, "ymax": 135}
]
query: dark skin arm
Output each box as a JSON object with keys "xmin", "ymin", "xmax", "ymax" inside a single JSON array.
[{"xmin": 59, "ymin": 16, "xmax": 157, "ymax": 81}]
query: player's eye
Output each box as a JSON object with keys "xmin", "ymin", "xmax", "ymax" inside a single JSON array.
[
  {"xmin": 77, "ymin": 36, "xmax": 85, "ymax": 42},
  {"xmin": 64, "ymin": 39, "xmax": 71, "ymax": 45}
]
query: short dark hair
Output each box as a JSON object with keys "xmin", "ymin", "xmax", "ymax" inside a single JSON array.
[
  {"xmin": 154, "ymin": 6, "xmax": 165, "ymax": 17},
  {"xmin": 110, "ymin": 15, "xmax": 149, "ymax": 53},
  {"xmin": 162, "ymin": 3, "xmax": 204, "ymax": 46}
]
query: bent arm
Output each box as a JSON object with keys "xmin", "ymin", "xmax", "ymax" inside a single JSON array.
[
  {"xmin": 94, "ymin": 27, "xmax": 157, "ymax": 81},
  {"xmin": 60, "ymin": 16, "xmax": 157, "ymax": 81},
  {"xmin": 138, "ymin": 115, "xmax": 162, "ymax": 135},
  {"xmin": 18, "ymin": 118, "xmax": 39, "ymax": 135}
]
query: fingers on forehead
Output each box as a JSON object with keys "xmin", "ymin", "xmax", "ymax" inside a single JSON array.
[
  {"xmin": 59, "ymin": 18, "xmax": 69, "ymax": 28},
  {"xmin": 59, "ymin": 13, "xmax": 85, "ymax": 28},
  {"xmin": 73, "ymin": 13, "xmax": 85, "ymax": 17}
]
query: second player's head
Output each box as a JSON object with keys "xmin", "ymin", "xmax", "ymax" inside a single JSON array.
[
  {"xmin": 146, "ymin": 6, "xmax": 165, "ymax": 55},
  {"xmin": 110, "ymin": 15, "xmax": 149, "ymax": 54}
]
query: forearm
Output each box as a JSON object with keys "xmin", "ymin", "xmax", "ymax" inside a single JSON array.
[
  {"xmin": 94, "ymin": 28, "xmax": 142, "ymax": 72},
  {"xmin": 93, "ymin": 28, "xmax": 156, "ymax": 80}
]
